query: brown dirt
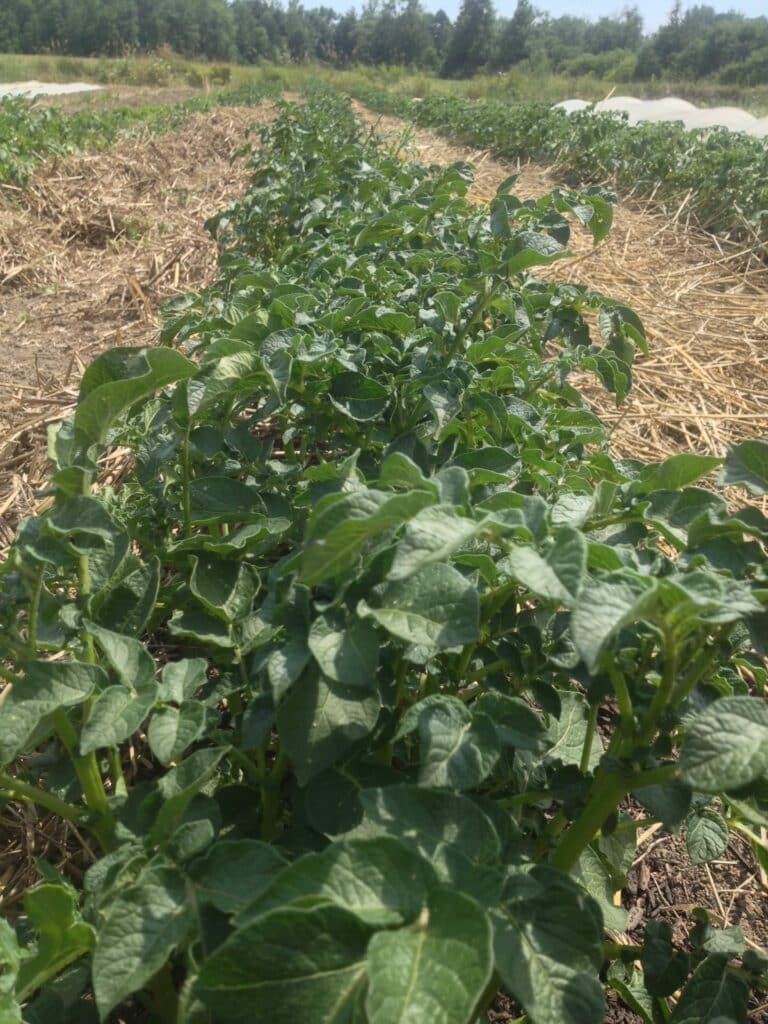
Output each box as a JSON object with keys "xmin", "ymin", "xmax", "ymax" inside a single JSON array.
[{"xmin": 0, "ymin": 100, "xmax": 280, "ymax": 548}]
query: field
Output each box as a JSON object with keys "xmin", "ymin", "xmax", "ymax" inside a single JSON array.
[{"xmin": 0, "ymin": 71, "xmax": 767, "ymax": 1024}]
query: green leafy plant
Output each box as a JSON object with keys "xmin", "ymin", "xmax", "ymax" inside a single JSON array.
[
  {"xmin": 344, "ymin": 84, "xmax": 768, "ymax": 245},
  {"xmin": 0, "ymin": 87, "xmax": 766, "ymax": 1024}
]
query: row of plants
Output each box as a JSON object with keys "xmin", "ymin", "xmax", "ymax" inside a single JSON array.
[
  {"xmin": 1, "ymin": 86, "xmax": 767, "ymax": 1023},
  {"xmin": 0, "ymin": 81, "xmax": 282, "ymax": 192},
  {"xmin": 345, "ymin": 84, "xmax": 768, "ymax": 243}
]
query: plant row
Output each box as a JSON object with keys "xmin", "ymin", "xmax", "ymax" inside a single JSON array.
[
  {"xmin": 0, "ymin": 82, "xmax": 281, "ymax": 192},
  {"xmin": 346, "ymin": 84, "xmax": 768, "ymax": 244},
  {"xmin": 0, "ymin": 86, "xmax": 767, "ymax": 1024}
]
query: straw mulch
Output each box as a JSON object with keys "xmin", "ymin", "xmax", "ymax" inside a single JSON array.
[
  {"xmin": 0, "ymin": 101, "xmax": 280, "ymax": 552},
  {"xmin": 354, "ymin": 103, "xmax": 768, "ymax": 515}
]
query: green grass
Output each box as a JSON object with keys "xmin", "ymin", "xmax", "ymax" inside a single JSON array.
[{"xmin": 4, "ymin": 53, "xmax": 768, "ymax": 114}]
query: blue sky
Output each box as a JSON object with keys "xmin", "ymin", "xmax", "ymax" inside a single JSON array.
[{"xmin": 325, "ymin": 1, "xmax": 766, "ymax": 33}]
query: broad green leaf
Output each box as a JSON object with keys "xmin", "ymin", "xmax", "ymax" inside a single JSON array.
[
  {"xmin": 190, "ymin": 555, "xmax": 257, "ymax": 623},
  {"xmin": 189, "ymin": 840, "xmax": 288, "ymax": 914},
  {"xmin": 351, "ymin": 786, "xmax": 503, "ymax": 903},
  {"xmin": 196, "ymin": 904, "xmax": 370, "ymax": 1023},
  {"xmin": 573, "ymin": 846, "xmax": 627, "ymax": 932},
  {"xmin": 636, "ymin": 453, "xmax": 722, "ymax": 493},
  {"xmin": 147, "ymin": 703, "xmax": 207, "ymax": 766},
  {"xmin": 80, "ymin": 682, "xmax": 158, "ymax": 755},
  {"xmin": 158, "ymin": 659, "xmax": 207, "ymax": 703},
  {"xmin": 358, "ymin": 563, "xmax": 479, "ymax": 650},
  {"xmin": 571, "ymin": 573, "xmax": 657, "ymax": 673},
  {"xmin": 300, "ymin": 489, "xmax": 434, "ymax": 585},
  {"xmin": 238, "ymin": 838, "xmax": 437, "ymax": 928},
  {"xmin": 641, "ymin": 921, "xmax": 690, "ymax": 998},
  {"xmin": 387, "ymin": 506, "xmax": 481, "ymax": 581},
  {"xmin": 168, "ymin": 607, "xmax": 234, "ymax": 649},
  {"xmin": 506, "ymin": 230, "xmax": 567, "ymax": 274},
  {"xmin": 397, "ymin": 696, "xmax": 500, "ymax": 789},
  {"xmin": 74, "ymin": 347, "xmax": 196, "ymax": 447},
  {"xmin": 267, "ymin": 633, "xmax": 311, "ymax": 701},
  {"xmin": 500, "ymin": 526, "xmax": 586, "ymax": 606},
  {"xmin": 85, "ymin": 622, "xmax": 155, "ymax": 689},
  {"xmin": 669, "ymin": 953, "xmax": 748, "ymax": 1024},
  {"xmin": 330, "ymin": 371, "xmax": 390, "ymax": 421},
  {"xmin": 680, "ymin": 697, "xmax": 768, "ymax": 793},
  {"xmin": 277, "ymin": 673, "xmax": 380, "ymax": 785},
  {"xmin": 544, "ymin": 691, "xmax": 602, "ymax": 770},
  {"xmin": 685, "ymin": 808, "xmax": 729, "ymax": 864},
  {"xmin": 92, "ymin": 862, "xmax": 193, "ymax": 1020},
  {"xmin": 0, "ymin": 661, "xmax": 106, "ymax": 766},
  {"xmin": 308, "ymin": 616, "xmax": 380, "ymax": 689},
  {"xmin": 91, "ymin": 553, "xmax": 160, "ymax": 637},
  {"xmin": 473, "ymin": 693, "xmax": 547, "ymax": 752},
  {"xmin": 719, "ymin": 439, "xmax": 768, "ymax": 495},
  {"xmin": 149, "ymin": 748, "xmax": 229, "ymax": 846},
  {"xmin": 366, "ymin": 887, "xmax": 492, "ymax": 1024},
  {"xmin": 0, "ymin": 918, "xmax": 22, "ymax": 1023},
  {"xmin": 15, "ymin": 884, "xmax": 94, "ymax": 1003},
  {"xmin": 188, "ymin": 477, "xmax": 264, "ymax": 525},
  {"xmin": 493, "ymin": 866, "xmax": 604, "ymax": 1024}
]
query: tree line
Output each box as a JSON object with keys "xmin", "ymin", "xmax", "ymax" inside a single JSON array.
[{"xmin": 1, "ymin": 0, "xmax": 767, "ymax": 86}]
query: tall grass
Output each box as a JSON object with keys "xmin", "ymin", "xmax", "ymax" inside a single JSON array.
[{"xmin": 3, "ymin": 53, "xmax": 768, "ymax": 115}]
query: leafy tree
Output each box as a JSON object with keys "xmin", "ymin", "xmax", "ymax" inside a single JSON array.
[
  {"xmin": 493, "ymin": 0, "xmax": 537, "ymax": 69},
  {"xmin": 441, "ymin": 0, "xmax": 495, "ymax": 76}
]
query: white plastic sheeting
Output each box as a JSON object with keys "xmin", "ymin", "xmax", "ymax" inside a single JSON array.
[
  {"xmin": 553, "ymin": 95, "xmax": 768, "ymax": 138},
  {"xmin": 0, "ymin": 81, "xmax": 103, "ymax": 99}
]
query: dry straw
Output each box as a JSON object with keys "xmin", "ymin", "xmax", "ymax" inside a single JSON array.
[{"xmin": 0, "ymin": 102, "xmax": 279, "ymax": 552}]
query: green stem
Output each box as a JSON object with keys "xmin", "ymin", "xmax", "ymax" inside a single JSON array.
[
  {"xmin": 260, "ymin": 750, "xmax": 289, "ymax": 842},
  {"xmin": 108, "ymin": 747, "xmax": 128, "ymax": 798},
  {"xmin": 27, "ymin": 568, "xmax": 43, "ymax": 657},
  {"xmin": 550, "ymin": 769, "xmax": 630, "ymax": 873},
  {"xmin": 182, "ymin": 424, "xmax": 192, "ymax": 538},
  {"xmin": 228, "ymin": 745, "xmax": 264, "ymax": 785},
  {"xmin": 638, "ymin": 630, "xmax": 677, "ymax": 745},
  {"xmin": 728, "ymin": 818, "xmax": 768, "ymax": 850},
  {"xmin": 580, "ymin": 702, "xmax": 599, "ymax": 774},
  {"xmin": 609, "ymin": 669, "xmax": 634, "ymax": 736},
  {"xmin": 0, "ymin": 771, "xmax": 90, "ymax": 826},
  {"xmin": 52, "ymin": 708, "xmax": 115, "ymax": 851}
]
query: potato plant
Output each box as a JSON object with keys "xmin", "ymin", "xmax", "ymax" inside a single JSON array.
[
  {"xmin": 346, "ymin": 85, "xmax": 768, "ymax": 243},
  {"xmin": 0, "ymin": 87, "xmax": 767, "ymax": 1024}
]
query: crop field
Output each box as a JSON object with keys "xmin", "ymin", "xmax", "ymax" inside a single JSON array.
[{"xmin": 0, "ymin": 79, "xmax": 767, "ymax": 1024}]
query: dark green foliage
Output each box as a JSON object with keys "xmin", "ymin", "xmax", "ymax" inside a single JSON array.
[
  {"xmin": 347, "ymin": 85, "xmax": 768, "ymax": 243},
  {"xmin": 0, "ymin": 82, "xmax": 281, "ymax": 191},
  {"xmin": 0, "ymin": 87, "xmax": 766, "ymax": 1023}
]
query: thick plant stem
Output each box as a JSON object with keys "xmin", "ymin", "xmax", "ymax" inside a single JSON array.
[
  {"xmin": 260, "ymin": 750, "xmax": 289, "ymax": 842},
  {"xmin": 0, "ymin": 771, "xmax": 90, "ymax": 826},
  {"xmin": 182, "ymin": 424, "xmax": 192, "ymax": 537},
  {"xmin": 580, "ymin": 702, "xmax": 599, "ymax": 773},
  {"xmin": 52, "ymin": 708, "xmax": 115, "ymax": 851},
  {"xmin": 549, "ymin": 769, "xmax": 630, "ymax": 874},
  {"xmin": 27, "ymin": 568, "xmax": 43, "ymax": 656}
]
